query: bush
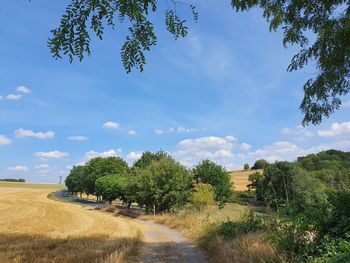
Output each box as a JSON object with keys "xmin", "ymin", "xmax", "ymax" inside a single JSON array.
[
  {"xmin": 190, "ymin": 183, "xmax": 215, "ymax": 211},
  {"xmin": 217, "ymin": 212, "xmax": 269, "ymax": 241},
  {"xmin": 244, "ymin": 163, "xmax": 250, "ymax": 170}
]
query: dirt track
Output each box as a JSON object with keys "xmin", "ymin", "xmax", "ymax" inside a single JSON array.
[{"xmin": 0, "ymin": 187, "xmax": 205, "ymax": 263}]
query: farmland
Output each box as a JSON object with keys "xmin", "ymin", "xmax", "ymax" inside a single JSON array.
[
  {"xmin": 0, "ymin": 185, "xmax": 141, "ymax": 262},
  {"xmin": 230, "ymin": 169, "xmax": 263, "ymax": 191}
]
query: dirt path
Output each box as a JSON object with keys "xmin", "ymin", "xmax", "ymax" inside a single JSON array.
[{"xmin": 0, "ymin": 187, "xmax": 206, "ymax": 263}]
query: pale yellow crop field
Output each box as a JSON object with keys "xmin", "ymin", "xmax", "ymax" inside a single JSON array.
[
  {"xmin": 230, "ymin": 169, "xmax": 263, "ymax": 191},
  {"xmin": 0, "ymin": 186, "xmax": 141, "ymax": 263}
]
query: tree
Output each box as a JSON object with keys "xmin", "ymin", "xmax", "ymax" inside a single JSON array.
[
  {"xmin": 49, "ymin": 0, "xmax": 198, "ymax": 73},
  {"xmin": 83, "ymin": 156, "xmax": 129, "ymax": 196},
  {"xmin": 247, "ymin": 171, "xmax": 265, "ymax": 201},
  {"xmin": 252, "ymin": 159, "xmax": 267, "ymax": 170},
  {"xmin": 231, "ymin": 0, "xmax": 350, "ymax": 125},
  {"xmin": 132, "ymin": 150, "xmax": 173, "ymax": 169},
  {"xmin": 193, "ymin": 160, "xmax": 233, "ymax": 203},
  {"xmin": 65, "ymin": 165, "xmax": 86, "ymax": 196},
  {"xmin": 95, "ymin": 174, "xmax": 125, "ymax": 205},
  {"xmin": 132, "ymin": 157, "xmax": 193, "ymax": 213},
  {"xmin": 244, "ymin": 163, "xmax": 250, "ymax": 170}
]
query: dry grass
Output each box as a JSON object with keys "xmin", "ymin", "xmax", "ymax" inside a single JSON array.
[
  {"xmin": 0, "ymin": 187, "xmax": 142, "ymax": 263},
  {"xmin": 230, "ymin": 169, "xmax": 264, "ymax": 191}
]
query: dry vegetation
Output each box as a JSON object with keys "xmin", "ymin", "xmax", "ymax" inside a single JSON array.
[
  {"xmin": 140, "ymin": 203, "xmax": 277, "ymax": 263},
  {"xmin": 0, "ymin": 186, "xmax": 141, "ymax": 263},
  {"xmin": 230, "ymin": 169, "xmax": 263, "ymax": 191}
]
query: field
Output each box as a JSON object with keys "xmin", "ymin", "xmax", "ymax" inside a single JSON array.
[
  {"xmin": 0, "ymin": 181, "xmax": 61, "ymax": 189},
  {"xmin": 0, "ymin": 184, "xmax": 141, "ymax": 263},
  {"xmin": 230, "ymin": 169, "xmax": 263, "ymax": 191}
]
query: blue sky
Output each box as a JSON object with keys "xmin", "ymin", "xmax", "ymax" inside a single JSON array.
[{"xmin": 1, "ymin": 1, "xmax": 350, "ymax": 183}]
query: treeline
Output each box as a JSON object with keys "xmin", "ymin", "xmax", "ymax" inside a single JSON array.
[
  {"xmin": 244, "ymin": 150, "xmax": 350, "ymax": 262},
  {"xmin": 0, "ymin": 178, "xmax": 25, "ymax": 182},
  {"xmin": 65, "ymin": 151, "xmax": 233, "ymax": 213}
]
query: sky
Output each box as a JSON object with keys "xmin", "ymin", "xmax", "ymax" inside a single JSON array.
[{"xmin": 1, "ymin": 1, "xmax": 350, "ymax": 183}]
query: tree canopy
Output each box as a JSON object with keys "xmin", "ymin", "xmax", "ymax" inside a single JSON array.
[{"xmin": 50, "ymin": 0, "xmax": 350, "ymax": 125}]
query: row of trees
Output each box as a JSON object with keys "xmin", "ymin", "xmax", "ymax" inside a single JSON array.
[{"xmin": 65, "ymin": 151, "xmax": 233, "ymax": 213}]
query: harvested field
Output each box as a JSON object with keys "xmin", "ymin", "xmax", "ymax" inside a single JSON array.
[
  {"xmin": 230, "ymin": 169, "xmax": 263, "ymax": 191},
  {"xmin": 0, "ymin": 186, "xmax": 141, "ymax": 263}
]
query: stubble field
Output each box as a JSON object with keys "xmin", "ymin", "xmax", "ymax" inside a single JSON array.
[{"xmin": 0, "ymin": 184, "xmax": 141, "ymax": 263}]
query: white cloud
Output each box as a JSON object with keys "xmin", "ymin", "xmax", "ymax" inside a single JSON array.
[
  {"xmin": 35, "ymin": 164, "xmax": 50, "ymax": 169},
  {"xmin": 102, "ymin": 122, "xmax": 119, "ymax": 129},
  {"xmin": 0, "ymin": 135, "xmax": 12, "ymax": 145},
  {"xmin": 177, "ymin": 126, "xmax": 197, "ymax": 133},
  {"xmin": 154, "ymin": 129, "xmax": 163, "ymax": 135},
  {"xmin": 240, "ymin": 143, "xmax": 252, "ymax": 151},
  {"xmin": 5, "ymin": 94, "xmax": 22, "ymax": 101},
  {"xmin": 251, "ymin": 141, "xmax": 301, "ymax": 162},
  {"xmin": 179, "ymin": 136, "xmax": 234, "ymax": 151},
  {"xmin": 128, "ymin": 130, "xmax": 137, "ymax": 136},
  {"xmin": 34, "ymin": 151, "xmax": 69, "ymax": 159},
  {"xmin": 85, "ymin": 149, "xmax": 122, "ymax": 160},
  {"xmin": 8, "ymin": 165, "xmax": 28, "ymax": 172},
  {"xmin": 318, "ymin": 121, "xmax": 350, "ymax": 137},
  {"xmin": 225, "ymin": 135, "xmax": 237, "ymax": 141},
  {"xmin": 174, "ymin": 136, "xmax": 238, "ymax": 170},
  {"xmin": 16, "ymin": 85, "xmax": 31, "ymax": 93},
  {"xmin": 126, "ymin": 151, "xmax": 142, "ymax": 161},
  {"xmin": 68, "ymin": 135, "xmax": 89, "ymax": 141},
  {"xmin": 281, "ymin": 125, "xmax": 313, "ymax": 137},
  {"xmin": 15, "ymin": 128, "xmax": 55, "ymax": 139}
]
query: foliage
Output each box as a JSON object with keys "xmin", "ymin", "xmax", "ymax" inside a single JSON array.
[
  {"xmin": 243, "ymin": 163, "xmax": 250, "ymax": 170},
  {"xmin": 231, "ymin": 0, "xmax": 350, "ymax": 125},
  {"xmin": 190, "ymin": 183, "xmax": 215, "ymax": 211},
  {"xmin": 65, "ymin": 165, "xmax": 86, "ymax": 195},
  {"xmin": 95, "ymin": 174, "xmax": 125, "ymax": 204},
  {"xmin": 83, "ymin": 156, "xmax": 129, "ymax": 196},
  {"xmin": 251, "ymin": 159, "xmax": 267, "ymax": 170},
  {"xmin": 0, "ymin": 178, "xmax": 25, "ymax": 182},
  {"xmin": 193, "ymin": 160, "xmax": 233, "ymax": 203},
  {"xmin": 297, "ymin": 150, "xmax": 350, "ymax": 190},
  {"xmin": 249, "ymin": 161, "xmax": 328, "ymax": 211},
  {"xmin": 49, "ymin": 0, "xmax": 198, "ymax": 73},
  {"xmin": 132, "ymin": 150, "xmax": 173, "ymax": 169},
  {"xmin": 217, "ymin": 211, "xmax": 270, "ymax": 241},
  {"xmin": 247, "ymin": 171, "xmax": 265, "ymax": 200},
  {"xmin": 132, "ymin": 157, "xmax": 193, "ymax": 213}
]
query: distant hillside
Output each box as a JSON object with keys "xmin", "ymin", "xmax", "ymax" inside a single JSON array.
[{"xmin": 230, "ymin": 169, "xmax": 263, "ymax": 191}]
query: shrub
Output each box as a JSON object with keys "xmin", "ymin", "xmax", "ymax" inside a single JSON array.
[
  {"xmin": 244, "ymin": 163, "xmax": 250, "ymax": 170},
  {"xmin": 190, "ymin": 183, "xmax": 215, "ymax": 211},
  {"xmin": 218, "ymin": 212, "xmax": 269, "ymax": 241}
]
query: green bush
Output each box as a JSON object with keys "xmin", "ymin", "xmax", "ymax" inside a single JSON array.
[
  {"xmin": 190, "ymin": 183, "xmax": 215, "ymax": 211},
  {"xmin": 217, "ymin": 212, "xmax": 269, "ymax": 240}
]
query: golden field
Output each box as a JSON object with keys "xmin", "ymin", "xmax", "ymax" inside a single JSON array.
[
  {"xmin": 0, "ymin": 185, "xmax": 141, "ymax": 263},
  {"xmin": 230, "ymin": 169, "xmax": 263, "ymax": 191}
]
